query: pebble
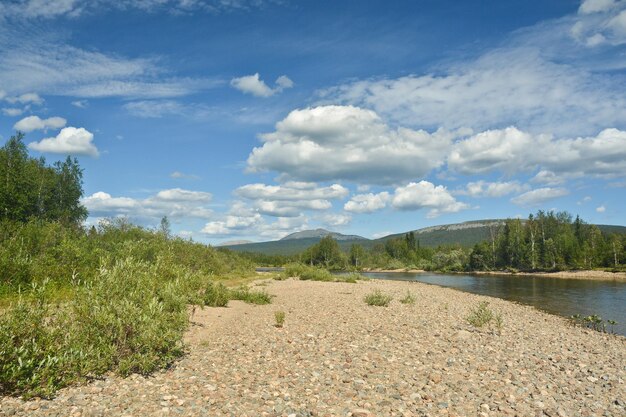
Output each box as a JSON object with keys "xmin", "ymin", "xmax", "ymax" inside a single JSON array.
[{"xmin": 1, "ymin": 279, "xmax": 624, "ymax": 417}]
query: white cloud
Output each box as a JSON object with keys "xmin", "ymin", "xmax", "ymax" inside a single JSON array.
[
  {"xmin": 71, "ymin": 100, "xmax": 88, "ymax": 108},
  {"xmin": 320, "ymin": 46, "xmax": 626, "ymax": 137},
  {"xmin": 344, "ymin": 192, "xmax": 390, "ymax": 213},
  {"xmin": 531, "ymin": 170, "xmax": 568, "ymax": 186},
  {"xmin": 234, "ymin": 182, "xmax": 348, "ymax": 217},
  {"xmin": 83, "ymin": 188, "xmax": 214, "ymax": 220},
  {"xmin": 201, "ymin": 212, "xmax": 308, "ymax": 240},
  {"xmin": 391, "ymin": 181, "xmax": 469, "ymax": 218},
  {"xmin": 0, "ymin": 27, "xmax": 218, "ymax": 99},
  {"xmin": 459, "ymin": 180, "xmax": 527, "ymax": 198},
  {"xmin": 123, "ymin": 100, "xmax": 215, "ymax": 119},
  {"xmin": 450, "ymin": 127, "xmax": 626, "ymax": 178},
  {"xmin": 596, "ymin": 204, "xmax": 606, "ymax": 212},
  {"xmin": 318, "ymin": 213, "xmax": 351, "ymax": 227},
  {"xmin": 28, "ymin": 126, "xmax": 99, "ymax": 157},
  {"xmin": 170, "ymin": 171, "xmax": 199, "ymax": 180},
  {"xmin": 13, "ymin": 115, "xmax": 66, "ymax": 132},
  {"xmin": 510, "ymin": 187, "xmax": 570, "ymax": 207},
  {"xmin": 577, "ymin": 196, "xmax": 593, "ymax": 205},
  {"xmin": 235, "ymin": 183, "xmax": 348, "ymax": 201},
  {"xmin": 5, "ymin": 92, "xmax": 43, "ymax": 105},
  {"xmin": 2, "ymin": 108, "xmax": 24, "ymax": 116},
  {"xmin": 247, "ymin": 105, "xmax": 453, "ymax": 184},
  {"xmin": 579, "ymin": 0, "xmax": 617, "ymax": 14},
  {"xmin": 230, "ymin": 73, "xmax": 294, "ymax": 97}
]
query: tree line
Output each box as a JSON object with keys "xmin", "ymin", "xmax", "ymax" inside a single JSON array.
[{"xmin": 288, "ymin": 211, "xmax": 625, "ymax": 272}]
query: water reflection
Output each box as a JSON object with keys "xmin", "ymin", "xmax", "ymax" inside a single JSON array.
[{"xmin": 363, "ymin": 272, "xmax": 626, "ymax": 336}]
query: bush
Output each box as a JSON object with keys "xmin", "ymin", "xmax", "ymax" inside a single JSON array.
[
  {"xmin": 399, "ymin": 291, "xmax": 416, "ymax": 304},
  {"xmin": 282, "ymin": 263, "xmax": 333, "ymax": 281},
  {"xmin": 466, "ymin": 301, "xmax": 503, "ymax": 332},
  {"xmin": 202, "ymin": 282, "xmax": 230, "ymax": 307},
  {"xmin": 229, "ymin": 286, "xmax": 272, "ymax": 305},
  {"xmin": 0, "ymin": 258, "xmax": 191, "ymax": 398},
  {"xmin": 364, "ymin": 290, "xmax": 393, "ymax": 307}
]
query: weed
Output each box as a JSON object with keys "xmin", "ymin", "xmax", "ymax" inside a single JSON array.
[
  {"xmin": 399, "ymin": 291, "xmax": 416, "ymax": 305},
  {"xmin": 229, "ymin": 286, "xmax": 272, "ymax": 305},
  {"xmin": 466, "ymin": 301, "xmax": 494, "ymax": 328},
  {"xmin": 364, "ymin": 290, "xmax": 393, "ymax": 307},
  {"xmin": 274, "ymin": 311, "xmax": 285, "ymax": 328}
]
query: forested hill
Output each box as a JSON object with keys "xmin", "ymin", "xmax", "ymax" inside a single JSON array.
[{"xmin": 221, "ymin": 220, "xmax": 626, "ymax": 255}]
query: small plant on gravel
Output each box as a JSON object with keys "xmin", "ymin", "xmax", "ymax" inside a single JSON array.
[
  {"xmin": 466, "ymin": 301, "xmax": 494, "ymax": 328},
  {"xmin": 494, "ymin": 312, "xmax": 504, "ymax": 333},
  {"xmin": 335, "ymin": 272, "xmax": 367, "ymax": 283},
  {"xmin": 274, "ymin": 311, "xmax": 286, "ymax": 328},
  {"xmin": 364, "ymin": 290, "xmax": 393, "ymax": 307},
  {"xmin": 399, "ymin": 291, "xmax": 416, "ymax": 305},
  {"xmin": 229, "ymin": 286, "xmax": 272, "ymax": 305}
]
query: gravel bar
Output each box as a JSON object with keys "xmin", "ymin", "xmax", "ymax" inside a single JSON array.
[{"xmin": 1, "ymin": 278, "xmax": 624, "ymax": 417}]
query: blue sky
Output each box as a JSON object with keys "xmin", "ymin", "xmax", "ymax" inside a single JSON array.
[{"xmin": 1, "ymin": 0, "xmax": 625, "ymax": 243}]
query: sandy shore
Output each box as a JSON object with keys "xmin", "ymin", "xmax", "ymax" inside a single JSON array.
[{"xmin": 1, "ymin": 278, "xmax": 624, "ymax": 416}]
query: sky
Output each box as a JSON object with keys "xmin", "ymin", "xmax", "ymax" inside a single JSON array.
[{"xmin": 1, "ymin": 0, "xmax": 626, "ymax": 244}]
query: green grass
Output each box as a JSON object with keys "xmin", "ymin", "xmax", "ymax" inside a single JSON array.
[
  {"xmin": 228, "ymin": 286, "xmax": 272, "ymax": 305},
  {"xmin": 466, "ymin": 301, "xmax": 503, "ymax": 332},
  {"xmin": 399, "ymin": 291, "xmax": 416, "ymax": 304},
  {"xmin": 274, "ymin": 311, "xmax": 285, "ymax": 328},
  {"xmin": 364, "ymin": 290, "xmax": 393, "ymax": 307}
]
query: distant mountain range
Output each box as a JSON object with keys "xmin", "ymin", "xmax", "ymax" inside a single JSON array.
[{"xmin": 219, "ymin": 220, "xmax": 626, "ymax": 255}]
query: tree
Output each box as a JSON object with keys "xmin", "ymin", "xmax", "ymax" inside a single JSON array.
[
  {"xmin": 349, "ymin": 244, "xmax": 366, "ymax": 268},
  {"xmin": 160, "ymin": 216, "xmax": 171, "ymax": 239}
]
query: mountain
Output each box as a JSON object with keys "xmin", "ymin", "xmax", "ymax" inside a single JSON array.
[
  {"xmin": 281, "ymin": 228, "xmax": 367, "ymax": 241},
  {"xmin": 216, "ymin": 240, "xmax": 253, "ymax": 246},
  {"xmin": 220, "ymin": 220, "xmax": 626, "ymax": 255}
]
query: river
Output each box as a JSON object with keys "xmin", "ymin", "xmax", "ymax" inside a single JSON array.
[{"xmin": 361, "ymin": 271, "xmax": 626, "ymax": 336}]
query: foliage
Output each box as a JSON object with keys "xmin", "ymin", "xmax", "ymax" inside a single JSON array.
[
  {"xmin": 0, "ymin": 258, "xmax": 194, "ymax": 398},
  {"xmin": 300, "ymin": 236, "xmax": 348, "ymax": 269},
  {"xmin": 466, "ymin": 301, "xmax": 503, "ymax": 332},
  {"xmin": 228, "ymin": 286, "xmax": 272, "ymax": 305},
  {"xmin": 202, "ymin": 282, "xmax": 230, "ymax": 307},
  {"xmin": 364, "ymin": 290, "xmax": 392, "ymax": 307},
  {"xmin": 399, "ymin": 291, "xmax": 416, "ymax": 305},
  {"xmin": 274, "ymin": 311, "xmax": 285, "ymax": 328},
  {"xmin": 0, "ymin": 133, "xmax": 87, "ymax": 225}
]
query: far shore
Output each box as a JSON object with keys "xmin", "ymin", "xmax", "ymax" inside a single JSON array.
[{"xmin": 363, "ymin": 268, "xmax": 626, "ymax": 281}]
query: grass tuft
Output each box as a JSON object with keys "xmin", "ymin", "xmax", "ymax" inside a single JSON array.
[{"xmin": 364, "ymin": 290, "xmax": 393, "ymax": 307}]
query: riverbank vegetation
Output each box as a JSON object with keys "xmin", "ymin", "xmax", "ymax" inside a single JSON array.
[
  {"xmin": 278, "ymin": 212, "xmax": 625, "ymax": 274},
  {"xmin": 0, "ymin": 133, "xmax": 257, "ymax": 398}
]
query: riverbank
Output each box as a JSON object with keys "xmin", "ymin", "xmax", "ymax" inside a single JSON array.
[
  {"xmin": 468, "ymin": 269, "xmax": 626, "ymax": 281},
  {"xmin": 1, "ymin": 278, "xmax": 624, "ymax": 416}
]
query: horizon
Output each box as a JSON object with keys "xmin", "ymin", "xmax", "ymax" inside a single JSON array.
[{"xmin": 1, "ymin": 0, "xmax": 625, "ymax": 243}]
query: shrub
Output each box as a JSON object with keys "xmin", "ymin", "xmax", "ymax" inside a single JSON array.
[
  {"xmin": 466, "ymin": 301, "xmax": 494, "ymax": 327},
  {"xmin": 274, "ymin": 311, "xmax": 285, "ymax": 328},
  {"xmin": 229, "ymin": 286, "xmax": 272, "ymax": 305},
  {"xmin": 282, "ymin": 263, "xmax": 333, "ymax": 281},
  {"xmin": 399, "ymin": 291, "xmax": 416, "ymax": 304},
  {"xmin": 202, "ymin": 282, "xmax": 230, "ymax": 307},
  {"xmin": 364, "ymin": 290, "xmax": 393, "ymax": 307}
]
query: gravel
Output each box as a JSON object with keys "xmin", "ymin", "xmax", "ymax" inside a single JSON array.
[{"xmin": 1, "ymin": 278, "xmax": 624, "ymax": 416}]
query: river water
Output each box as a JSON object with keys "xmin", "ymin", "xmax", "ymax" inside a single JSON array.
[{"xmin": 361, "ymin": 272, "xmax": 626, "ymax": 336}]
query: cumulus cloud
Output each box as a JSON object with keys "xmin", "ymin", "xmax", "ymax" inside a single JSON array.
[
  {"xmin": 450, "ymin": 127, "xmax": 626, "ymax": 178},
  {"xmin": 596, "ymin": 204, "xmax": 606, "ymax": 212},
  {"xmin": 202, "ymin": 212, "xmax": 308, "ymax": 239},
  {"xmin": 28, "ymin": 127, "xmax": 98, "ymax": 157},
  {"xmin": 13, "ymin": 115, "xmax": 66, "ymax": 132},
  {"xmin": 83, "ymin": 188, "xmax": 213, "ymax": 220},
  {"xmin": 459, "ymin": 180, "xmax": 527, "ymax": 198},
  {"xmin": 344, "ymin": 192, "xmax": 390, "ymax": 213},
  {"xmin": 391, "ymin": 181, "xmax": 469, "ymax": 218},
  {"xmin": 510, "ymin": 187, "xmax": 570, "ymax": 207},
  {"xmin": 318, "ymin": 213, "xmax": 352, "ymax": 227},
  {"xmin": 579, "ymin": 0, "xmax": 617, "ymax": 15},
  {"xmin": 247, "ymin": 105, "xmax": 453, "ymax": 184},
  {"xmin": 71, "ymin": 100, "xmax": 88, "ymax": 108},
  {"xmin": 230, "ymin": 73, "xmax": 294, "ymax": 97},
  {"xmin": 234, "ymin": 182, "xmax": 348, "ymax": 217}
]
